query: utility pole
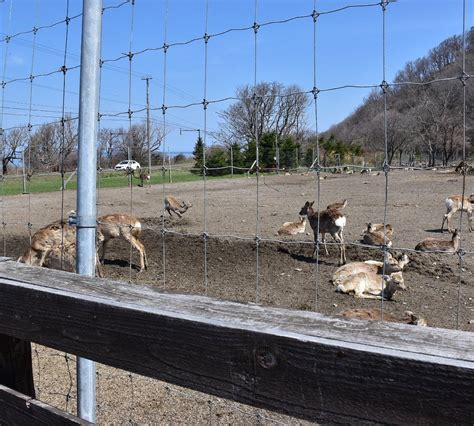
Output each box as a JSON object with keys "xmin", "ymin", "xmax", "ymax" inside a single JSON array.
[{"xmin": 141, "ymin": 76, "xmax": 152, "ymax": 175}]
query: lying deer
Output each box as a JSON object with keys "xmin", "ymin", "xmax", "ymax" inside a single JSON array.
[
  {"xmin": 338, "ymin": 308, "xmax": 427, "ymax": 326},
  {"xmin": 164, "ymin": 196, "xmax": 192, "ymax": 218},
  {"xmin": 367, "ymin": 222, "xmax": 394, "ymax": 238},
  {"xmin": 332, "ymin": 253, "xmax": 409, "ymax": 288},
  {"xmin": 361, "ymin": 223, "xmax": 392, "ymax": 247},
  {"xmin": 299, "ymin": 201, "xmax": 346, "ymax": 265},
  {"xmin": 440, "ymin": 195, "xmax": 473, "ymax": 233},
  {"xmin": 277, "ymin": 217, "xmax": 307, "ymax": 236},
  {"xmin": 415, "ymin": 229, "xmax": 461, "ymax": 253},
  {"xmin": 336, "ymin": 272, "xmax": 403, "ymax": 300}
]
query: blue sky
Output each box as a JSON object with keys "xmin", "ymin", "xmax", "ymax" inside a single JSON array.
[{"xmin": 1, "ymin": 0, "xmax": 472, "ymax": 152}]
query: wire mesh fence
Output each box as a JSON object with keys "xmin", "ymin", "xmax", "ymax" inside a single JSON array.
[{"xmin": 0, "ymin": 0, "xmax": 473, "ymax": 423}]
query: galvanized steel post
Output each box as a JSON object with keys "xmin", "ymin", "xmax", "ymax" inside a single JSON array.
[{"xmin": 76, "ymin": 0, "xmax": 102, "ymax": 421}]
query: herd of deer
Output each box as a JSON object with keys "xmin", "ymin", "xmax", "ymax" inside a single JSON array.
[{"xmin": 17, "ymin": 189, "xmax": 472, "ymax": 327}]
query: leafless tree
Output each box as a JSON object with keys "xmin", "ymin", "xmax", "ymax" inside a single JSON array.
[
  {"xmin": 2, "ymin": 127, "xmax": 28, "ymax": 174},
  {"xmin": 216, "ymin": 82, "xmax": 309, "ymax": 145}
]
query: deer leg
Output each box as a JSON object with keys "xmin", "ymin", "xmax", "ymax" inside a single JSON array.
[
  {"xmin": 468, "ymin": 211, "xmax": 473, "ymax": 232},
  {"xmin": 128, "ymin": 236, "xmax": 147, "ymax": 271},
  {"xmin": 445, "ymin": 211, "xmax": 456, "ymax": 233},
  {"xmin": 321, "ymin": 232, "xmax": 329, "ymax": 256},
  {"xmin": 100, "ymin": 239, "xmax": 110, "ymax": 264}
]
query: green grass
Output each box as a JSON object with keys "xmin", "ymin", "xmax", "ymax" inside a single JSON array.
[{"xmin": 0, "ymin": 167, "xmax": 247, "ymax": 196}]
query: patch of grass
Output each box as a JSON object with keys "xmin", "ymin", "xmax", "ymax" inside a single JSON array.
[{"xmin": 0, "ymin": 167, "xmax": 248, "ymax": 196}]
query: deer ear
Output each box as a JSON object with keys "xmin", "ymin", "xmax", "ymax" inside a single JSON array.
[{"xmin": 310, "ymin": 201, "xmax": 314, "ymax": 206}]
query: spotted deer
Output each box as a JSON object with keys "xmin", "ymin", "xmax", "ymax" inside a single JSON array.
[
  {"xmin": 19, "ymin": 213, "xmax": 147, "ymax": 273},
  {"xmin": 326, "ymin": 199, "xmax": 348, "ymax": 211},
  {"xmin": 332, "ymin": 253, "xmax": 409, "ymax": 288},
  {"xmin": 336, "ymin": 272, "xmax": 403, "ymax": 300},
  {"xmin": 299, "ymin": 201, "xmax": 346, "ymax": 265},
  {"xmin": 277, "ymin": 217, "xmax": 307, "ymax": 236},
  {"xmin": 338, "ymin": 308, "xmax": 427, "ymax": 326},
  {"xmin": 97, "ymin": 213, "xmax": 148, "ymax": 271},
  {"xmin": 440, "ymin": 195, "xmax": 473, "ymax": 233},
  {"xmin": 415, "ymin": 229, "xmax": 461, "ymax": 253},
  {"xmin": 361, "ymin": 223, "xmax": 393, "ymax": 247},
  {"xmin": 164, "ymin": 196, "xmax": 192, "ymax": 218}
]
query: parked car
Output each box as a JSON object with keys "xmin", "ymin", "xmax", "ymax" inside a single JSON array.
[{"xmin": 114, "ymin": 160, "xmax": 141, "ymax": 171}]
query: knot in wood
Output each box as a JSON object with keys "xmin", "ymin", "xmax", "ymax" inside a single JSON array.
[{"xmin": 255, "ymin": 347, "xmax": 278, "ymax": 369}]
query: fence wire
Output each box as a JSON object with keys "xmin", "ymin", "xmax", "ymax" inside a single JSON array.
[{"xmin": 0, "ymin": 0, "xmax": 472, "ymax": 424}]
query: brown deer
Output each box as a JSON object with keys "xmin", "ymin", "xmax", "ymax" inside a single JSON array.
[
  {"xmin": 164, "ymin": 196, "xmax": 192, "ymax": 218},
  {"xmin": 338, "ymin": 308, "xmax": 427, "ymax": 326},
  {"xmin": 326, "ymin": 199, "xmax": 348, "ymax": 211},
  {"xmin": 332, "ymin": 253, "xmax": 409, "ymax": 288},
  {"xmin": 299, "ymin": 201, "xmax": 346, "ymax": 265},
  {"xmin": 440, "ymin": 195, "xmax": 473, "ymax": 233},
  {"xmin": 415, "ymin": 229, "xmax": 461, "ymax": 253},
  {"xmin": 276, "ymin": 217, "xmax": 307, "ymax": 236},
  {"xmin": 366, "ymin": 222, "xmax": 394, "ymax": 238},
  {"xmin": 97, "ymin": 213, "xmax": 148, "ymax": 271},
  {"xmin": 361, "ymin": 223, "xmax": 392, "ymax": 247},
  {"xmin": 19, "ymin": 213, "xmax": 147, "ymax": 273},
  {"xmin": 336, "ymin": 272, "xmax": 402, "ymax": 300}
]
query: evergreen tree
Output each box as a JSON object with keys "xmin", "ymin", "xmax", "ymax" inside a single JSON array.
[{"xmin": 192, "ymin": 136, "xmax": 204, "ymax": 175}]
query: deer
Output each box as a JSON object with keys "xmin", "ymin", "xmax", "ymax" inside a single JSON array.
[
  {"xmin": 332, "ymin": 253, "xmax": 409, "ymax": 288},
  {"xmin": 415, "ymin": 228, "xmax": 461, "ymax": 253},
  {"xmin": 164, "ymin": 196, "xmax": 192, "ymax": 218},
  {"xmin": 366, "ymin": 222, "xmax": 394, "ymax": 238},
  {"xmin": 19, "ymin": 213, "xmax": 147, "ymax": 274},
  {"xmin": 338, "ymin": 308, "xmax": 427, "ymax": 326},
  {"xmin": 96, "ymin": 213, "xmax": 148, "ymax": 272},
  {"xmin": 277, "ymin": 217, "xmax": 307, "ymax": 236},
  {"xmin": 326, "ymin": 199, "xmax": 348, "ymax": 211},
  {"xmin": 335, "ymin": 272, "xmax": 403, "ymax": 300},
  {"xmin": 299, "ymin": 201, "xmax": 346, "ymax": 265},
  {"xmin": 361, "ymin": 223, "xmax": 393, "ymax": 247},
  {"xmin": 440, "ymin": 195, "xmax": 473, "ymax": 233}
]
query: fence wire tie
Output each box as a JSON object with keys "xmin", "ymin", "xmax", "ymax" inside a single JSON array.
[
  {"xmin": 60, "ymin": 65, "xmax": 68, "ymax": 75},
  {"xmin": 312, "ymin": 9, "xmax": 319, "ymax": 22},
  {"xmin": 457, "ymin": 248, "xmax": 466, "ymax": 259},
  {"xmin": 202, "ymin": 232, "xmax": 209, "ymax": 241},
  {"xmin": 32, "ymin": 26, "xmax": 38, "ymax": 35},
  {"xmin": 311, "ymin": 86, "xmax": 319, "ymax": 100},
  {"xmin": 160, "ymin": 228, "xmax": 167, "ymax": 237},
  {"xmin": 459, "ymin": 71, "xmax": 470, "ymax": 86},
  {"xmin": 162, "ymin": 43, "xmax": 169, "ymax": 53},
  {"xmin": 123, "ymin": 51, "xmax": 134, "ymax": 61},
  {"xmin": 4, "ymin": 35, "xmax": 11, "ymax": 43},
  {"xmin": 382, "ymin": 162, "xmax": 390, "ymax": 174},
  {"xmin": 380, "ymin": 80, "xmax": 389, "ymax": 93},
  {"xmin": 65, "ymin": 16, "xmax": 71, "ymax": 25},
  {"xmin": 127, "ymin": 108, "xmax": 133, "ymax": 119},
  {"xmin": 27, "ymin": 123, "xmax": 33, "ymax": 131},
  {"xmin": 161, "ymin": 104, "xmax": 167, "ymax": 115},
  {"xmin": 203, "ymin": 33, "xmax": 210, "ymax": 44},
  {"xmin": 202, "ymin": 99, "xmax": 209, "ymax": 110},
  {"xmin": 253, "ymin": 22, "xmax": 260, "ymax": 34},
  {"xmin": 27, "ymin": 222, "xmax": 33, "ymax": 230},
  {"xmin": 1, "ymin": 81, "xmax": 5, "ymax": 89},
  {"xmin": 255, "ymin": 236, "xmax": 261, "ymax": 244},
  {"xmin": 29, "ymin": 75, "xmax": 35, "ymax": 83}
]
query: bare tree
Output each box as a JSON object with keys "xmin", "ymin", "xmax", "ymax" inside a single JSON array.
[
  {"xmin": 217, "ymin": 82, "xmax": 309, "ymax": 145},
  {"xmin": 2, "ymin": 128, "xmax": 28, "ymax": 174}
]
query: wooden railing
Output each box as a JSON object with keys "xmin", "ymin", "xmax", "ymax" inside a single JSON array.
[{"xmin": 0, "ymin": 258, "xmax": 472, "ymax": 424}]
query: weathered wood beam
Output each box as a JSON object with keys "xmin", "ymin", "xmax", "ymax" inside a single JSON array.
[
  {"xmin": 0, "ymin": 385, "xmax": 91, "ymax": 425},
  {"xmin": 0, "ymin": 259, "xmax": 472, "ymax": 424}
]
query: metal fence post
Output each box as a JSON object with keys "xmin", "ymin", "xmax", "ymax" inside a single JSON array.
[{"xmin": 76, "ymin": 0, "xmax": 102, "ymax": 422}]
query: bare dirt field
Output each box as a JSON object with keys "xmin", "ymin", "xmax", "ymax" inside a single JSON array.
[{"xmin": 4, "ymin": 169, "xmax": 474, "ymax": 423}]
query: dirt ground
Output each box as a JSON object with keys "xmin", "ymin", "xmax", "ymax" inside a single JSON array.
[{"xmin": 4, "ymin": 169, "xmax": 474, "ymax": 423}]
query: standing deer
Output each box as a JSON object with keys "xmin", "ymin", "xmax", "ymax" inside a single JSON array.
[
  {"xmin": 415, "ymin": 229, "xmax": 461, "ymax": 253},
  {"xmin": 164, "ymin": 196, "xmax": 192, "ymax": 218},
  {"xmin": 97, "ymin": 213, "xmax": 148, "ymax": 271},
  {"xmin": 440, "ymin": 195, "xmax": 473, "ymax": 233},
  {"xmin": 19, "ymin": 213, "xmax": 147, "ymax": 273},
  {"xmin": 326, "ymin": 199, "xmax": 348, "ymax": 211},
  {"xmin": 299, "ymin": 201, "xmax": 346, "ymax": 265}
]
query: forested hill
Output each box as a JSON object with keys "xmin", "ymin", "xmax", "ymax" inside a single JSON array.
[{"xmin": 326, "ymin": 28, "xmax": 473, "ymax": 167}]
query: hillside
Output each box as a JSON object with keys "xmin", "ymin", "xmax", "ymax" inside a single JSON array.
[{"xmin": 326, "ymin": 28, "xmax": 474, "ymax": 167}]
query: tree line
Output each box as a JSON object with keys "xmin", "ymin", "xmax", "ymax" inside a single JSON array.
[
  {"xmin": 325, "ymin": 29, "xmax": 473, "ymax": 167},
  {"xmin": 0, "ymin": 119, "xmax": 164, "ymax": 174}
]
